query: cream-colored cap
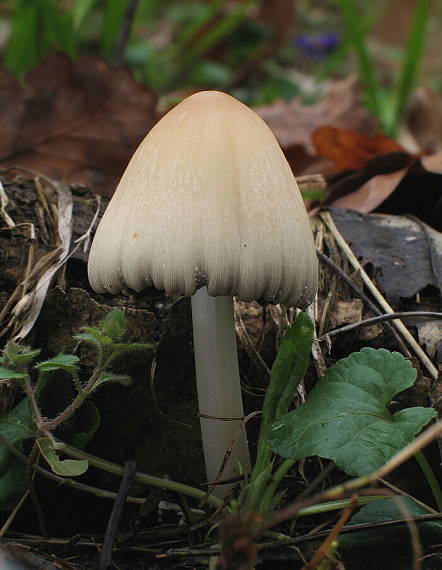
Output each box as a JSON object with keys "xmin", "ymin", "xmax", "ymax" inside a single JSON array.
[{"xmin": 88, "ymin": 91, "xmax": 317, "ymax": 307}]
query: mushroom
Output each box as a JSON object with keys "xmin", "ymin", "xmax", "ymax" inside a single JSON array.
[{"xmin": 88, "ymin": 91, "xmax": 317, "ymax": 497}]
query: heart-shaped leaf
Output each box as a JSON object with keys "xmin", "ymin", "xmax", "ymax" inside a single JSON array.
[{"xmin": 267, "ymin": 348, "xmax": 436, "ymax": 475}]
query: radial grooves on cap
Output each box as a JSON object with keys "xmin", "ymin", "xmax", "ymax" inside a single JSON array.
[{"xmin": 88, "ymin": 91, "xmax": 318, "ymax": 308}]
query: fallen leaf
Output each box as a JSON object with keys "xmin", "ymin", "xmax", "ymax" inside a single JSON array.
[
  {"xmin": 311, "ymin": 126, "xmax": 404, "ymax": 171},
  {"xmin": 330, "ymin": 163, "xmax": 411, "ymax": 213},
  {"xmin": 256, "ymin": 76, "xmax": 375, "ymax": 152},
  {"xmin": 416, "ymin": 320, "xmax": 442, "ymax": 360},
  {"xmin": 407, "ymin": 87, "xmax": 442, "ymax": 152},
  {"xmin": 324, "ymin": 151, "xmax": 414, "ymax": 206},
  {"xmin": 328, "ymin": 299, "xmax": 363, "ymax": 329},
  {"xmin": 0, "ymin": 52, "xmax": 157, "ymax": 196},
  {"xmin": 331, "ymin": 208, "xmax": 442, "ymax": 303},
  {"xmin": 421, "ymin": 149, "xmax": 442, "ymax": 174},
  {"xmin": 322, "ymin": 149, "xmax": 442, "ymax": 230}
]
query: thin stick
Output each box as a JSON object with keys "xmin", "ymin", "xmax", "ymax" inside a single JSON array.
[
  {"xmin": 304, "ymin": 495, "xmax": 357, "ymax": 569},
  {"xmin": 0, "ymin": 490, "xmax": 29, "ymax": 537},
  {"xmin": 233, "ymin": 300, "xmax": 271, "ymax": 378},
  {"xmin": 316, "ymin": 249, "xmax": 409, "ymax": 355},
  {"xmin": 100, "ymin": 459, "xmax": 137, "ymax": 570},
  {"xmin": 296, "ymin": 174, "xmax": 327, "ymax": 192},
  {"xmin": 0, "ymin": 432, "xmax": 146, "ymax": 505},
  {"xmin": 320, "ymin": 211, "xmax": 438, "ymax": 379},
  {"xmin": 263, "ymin": 419, "xmax": 442, "ymax": 533},
  {"xmin": 159, "ymin": 513, "xmax": 442, "ymax": 559},
  {"xmin": 320, "ymin": 311, "xmax": 442, "ymax": 339}
]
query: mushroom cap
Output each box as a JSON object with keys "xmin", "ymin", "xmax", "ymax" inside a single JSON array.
[{"xmin": 88, "ymin": 91, "xmax": 317, "ymax": 308}]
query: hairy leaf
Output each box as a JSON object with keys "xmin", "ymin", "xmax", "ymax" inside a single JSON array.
[
  {"xmin": 100, "ymin": 309, "xmax": 127, "ymax": 341},
  {"xmin": 0, "ymin": 367, "xmax": 27, "ymax": 380},
  {"xmin": 35, "ymin": 353, "xmax": 80, "ymax": 374}
]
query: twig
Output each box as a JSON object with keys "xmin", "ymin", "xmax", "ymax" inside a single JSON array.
[
  {"xmin": 25, "ymin": 442, "xmax": 48, "ymax": 539},
  {"xmin": 320, "ymin": 311, "xmax": 442, "ymax": 340},
  {"xmin": 0, "ymin": 491, "xmax": 29, "ymax": 538},
  {"xmin": 380, "ymin": 479, "xmax": 438, "ymax": 515},
  {"xmin": 233, "ymin": 300, "xmax": 271, "ymax": 378},
  {"xmin": 391, "ymin": 495, "xmax": 422, "ymax": 570},
  {"xmin": 304, "ymin": 495, "xmax": 357, "ymax": 569},
  {"xmin": 0, "ymin": 432, "xmax": 146, "ymax": 505},
  {"xmin": 100, "ymin": 459, "xmax": 137, "ymax": 570},
  {"xmin": 320, "ymin": 211, "xmax": 438, "ymax": 379},
  {"xmin": 296, "ymin": 174, "xmax": 327, "ymax": 192},
  {"xmin": 158, "ymin": 513, "xmax": 442, "ymax": 558},
  {"xmin": 61, "ymin": 442, "xmax": 223, "ymax": 509},
  {"xmin": 316, "ymin": 249, "xmax": 410, "ymax": 355},
  {"xmin": 262, "ymin": 418, "xmax": 442, "ymax": 533}
]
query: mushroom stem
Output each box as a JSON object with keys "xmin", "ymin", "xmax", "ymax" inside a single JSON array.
[{"xmin": 191, "ymin": 287, "xmax": 251, "ymax": 497}]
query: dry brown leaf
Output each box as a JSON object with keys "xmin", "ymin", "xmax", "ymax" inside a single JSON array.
[
  {"xmin": 407, "ymin": 87, "xmax": 442, "ymax": 152},
  {"xmin": 323, "ymin": 149, "xmax": 442, "ymax": 230},
  {"xmin": 330, "ymin": 164, "xmax": 411, "ymax": 213},
  {"xmin": 311, "ymin": 126, "xmax": 404, "ymax": 171},
  {"xmin": 256, "ymin": 76, "xmax": 375, "ymax": 151},
  {"xmin": 421, "ymin": 150, "xmax": 442, "ymax": 174},
  {"xmin": 0, "ymin": 52, "xmax": 157, "ymax": 196},
  {"xmin": 328, "ymin": 299, "xmax": 363, "ymax": 329}
]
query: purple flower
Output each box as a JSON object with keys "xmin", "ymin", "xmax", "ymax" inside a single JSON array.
[{"xmin": 294, "ymin": 33, "xmax": 340, "ymax": 57}]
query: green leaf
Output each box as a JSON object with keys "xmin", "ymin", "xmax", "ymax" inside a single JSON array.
[
  {"xmin": 338, "ymin": 0, "xmax": 383, "ymax": 123},
  {"xmin": 267, "ymin": 348, "xmax": 437, "ymax": 476},
  {"xmin": 71, "ymin": 400, "xmax": 100, "ymax": 449},
  {"xmin": 108, "ymin": 342, "xmax": 152, "ymax": 362},
  {"xmin": 35, "ymin": 353, "xmax": 80, "ymax": 374},
  {"xmin": 101, "ymin": 0, "xmax": 128, "ymax": 57},
  {"xmin": 0, "ymin": 367, "xmax": 27, "ymax": 381},
  {"xmin": 0, "ymin": 398, "xmax": 37, "ymax": 507},
  {"xmin": 0, "ymin": 460, "xmax": 28, "ymax": 507},
  {"xmin": 249, "ymin": 312, "xmax": 313, "ymax": 494},
  {"xmin": 268, "ymin": 312, "xmax": 314, "ymax": 425},
  {"xmin": 100, "ymin": 309, "xmax": 128, "ymax": 341},
  {"xmin": 389, "ymin": 0, "xmax": 429, "ymax": 135},
  {"xmin": 93, "ymin": 371, "xmax": 132, "ymax": 391},
  {"xmin": 73, "ymin": 326, "xmax": 112, "ymax": 346},
  {"xmin": 3, "ymin": 343, "xmax": 41, "ymax": 368},
  {"xmin": 4, "ymin": 0, "xmax": 39, "ymax": 75},
  {"xmin": 339, "ymin": 497, "xmax": 442, "ymax": 551},
  {"xmin": 73, "ymin": 0, "xmax": 96, "ymax": 28},
  {"xmin": 37, "ymin": 437, "xmax": 88, "ymax": 477}
]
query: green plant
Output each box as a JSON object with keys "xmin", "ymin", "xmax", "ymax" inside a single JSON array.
[
  {"xmin": 0, "ymin": 309, "xmax": 439, "ymax": 566},
  {"xmin": 234, "ymin": 315, "xmax": 439, "ymax": 524},
  {"xmin": 339, "ymin": 0, "xmax": 430, "ymax": 137},
  {"xmin": 0, "ymin": 309, "xmax": 151, "ymax": 505},
  {"xmin": 3, "ymin": 0, "xmax": 261, "ymax": 93},
  {"xmin": 216, "ymin": 313, "xmax": 439, "ymax": 567},
  {"xmin": 4, "ymin": 0, "xmax": 78, "ymax": 75}
]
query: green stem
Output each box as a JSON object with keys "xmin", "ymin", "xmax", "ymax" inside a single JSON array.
[
  {"xmin": 338, "ymin": 0, "xmax": 383, "ymax": 126},
  {"xmin": 43, "ymin": 349, "xmax": 106, "ymax": 431},
  {"xmin": 60, "ymin": 442, "xmax": 223, "ymax": 510},
  {"xmin": 260, "ymin": 458, "xmax": 295, "ymax": 512},
  {"xmin": 414, "ymin": 451, "xmax": 442, "ymax": 511}
]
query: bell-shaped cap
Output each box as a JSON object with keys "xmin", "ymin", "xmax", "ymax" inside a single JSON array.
[{"xmin": 88, "ymin": 91, "xmax": 317, "ymax": 308}]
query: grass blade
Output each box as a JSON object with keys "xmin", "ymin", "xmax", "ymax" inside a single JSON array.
[
  {"xmin": 389, "ymin": 0, "xmax": 429, "ymax": 136},
  {"xmin": 338, "ymin": 0, "xmax": 382, "ymax": 123},
  {"xmin": 73, "ymin": 0, "xmax": 97, "ymax": 29},
  {"xmin": 101, "ymin": 0, "xmax": 128, "ymax": 57},
  {"xmin": 4, "ymin": 1, "xmax": 38, "ymax": 75}
]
